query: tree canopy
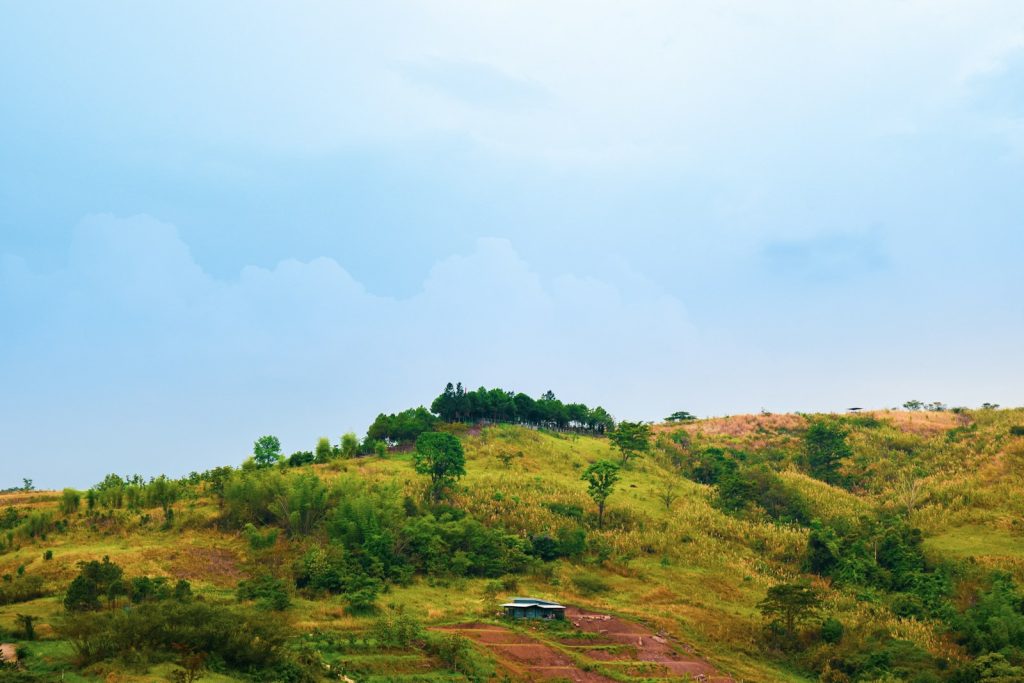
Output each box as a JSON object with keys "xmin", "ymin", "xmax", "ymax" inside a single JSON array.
[
  {"xmin": 608, "ymin": 421, "xmax": 652, "ymax": 465},
  {"xmin": 581, "ymin": 459, "xmax": 620, "ymax": 529},
  {"xmin": 413, "ymin": 432, "xmax": 466, "ymax": 501},
  {"xmin": 429, "ymin": 382, "xmax": 614, "ymax": 433}
]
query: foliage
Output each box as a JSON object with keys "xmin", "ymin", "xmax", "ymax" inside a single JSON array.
[
  {"xmin": 56, "ymin": 600, "xmax": 305, "ymax": 677},
  {"xmin": 366, "ymin": 406, "xmax": 439, "ymax": 446},
  {"xmin": 63, "ymin": 556, "xmax": 124, "ymax": 611},
  {"xmin": 314, "ymin": 436, "xmax": 333, "ymax": 463},
  {"xmin": 237, "ymin": 573, "xmax": 291, "ymax": 611},
  {"xmin": 413, "ymin": 431, "xmax": 466, "ymax": 501},
  {"xmin": 572, "ymin": 572, "xmax": 611, "ymax": 595},
  {"xmin": 716, "ymin": 466, "xmax": 810, "ymax": 524},
  {"xmin": 665, "ymin": 411, "xmax": 697, "ymax": 422},
  {"xmin": 59, "ymin": 489, "xmax": 81, "ymax": 515},
  {"xmin": 804, "ymin": 419, "xmax": 852, "ymax": 485},
  {"xmin": 340, "ymin": 432, "xmax": 360, "ymax": 459},
  {"xmin": 758, "ymin": 581, "xmax": 821, "ymax": 641},
  {"xmin": 430, "ymin": 382, "xmax": 614, "ymax": 433},
  {"xmin": 608, "ymin": 420, "xmax": 652, "ymax": 465},
  {"xmin": 581, "ymin": 459, "xmax": 620, "ymax": 529},
  {"xmin": 252, "ymin": 435, "xmax": 283, "ymax": 467},
  {"xmin": 0, "ymin": 573, "xmax": 45, "ymax": 605}
]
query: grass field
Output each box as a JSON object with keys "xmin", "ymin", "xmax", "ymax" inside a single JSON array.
[{"xmin": 2, "ymin": 408, "xmax": 1023, "ymax": 681}]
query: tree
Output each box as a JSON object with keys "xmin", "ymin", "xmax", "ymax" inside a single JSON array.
[
  {"xmin": 413, "ymin": 432, "xmax": 466, "ymax": 501},
  {"xmin": 581, "ymin": 460, "xmax": 620, "ymax": 529},
  {"xmin": 340, "ymin": 432, "xmax": 360, "ymax": 459},
  {"xmin": 804, "ymin": 419, "xmax": 851, "ymax": 485},
  {"xmin": 758, "ymin": 581, "xmax": 821, "ymax": 640},
  {"xmin": 252, "ymin": 435, "xmax": 282, "ymax": 467},
  {"xmin": 608, "ymin": 421, "xmax": 652, "ymax": 465},
  {"xmin": 658, "ymin": 480, "xmax": 679, "ymax": 510},
  {"xmin": 63, "ymin": 556, "xmax": 125, "ymax": 612},
  {"xmin": 22, "ymin": 478, "xmax": 33, "ymax": 492},
  {"xmin": 903, "ymin": 400, "xmax": 924, "ymax": 411},
  {"xmin": 146, "ymin": 475, "xmax": 179, "ymax": 522},
  {"xmin": 314, "ymin": 437, "xmax": 333, "ymax": 463},
  {"xmin": 15, "ymin": 613, "xmax": 35, "ymax": 640},
  {"xmin": 665, "ymin": 411, "xmax": 697, "ymax": 422}
]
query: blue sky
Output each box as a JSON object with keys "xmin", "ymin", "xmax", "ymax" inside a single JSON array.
[{"xmin": 2, "ymin": 2, "xmax": 1023, "ymax": 488}]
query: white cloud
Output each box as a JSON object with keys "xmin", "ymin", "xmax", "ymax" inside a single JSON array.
[{"xmin": 0, "ymin": 215, "xmax": 696, "ymax": 486}]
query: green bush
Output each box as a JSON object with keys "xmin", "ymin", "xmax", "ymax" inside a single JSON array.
[
  {"xmin": 56, "ymin": 601, "xmax": 307, "ymax": 677},
  {"xmin": 572, "ymin": 572, "xmax": 610, "ymax": 596},
  {"xmin": 820, "ymin": 617, "xmax": 844, "ymax": 644},
  {"xmin": 0, "ymin": 574, "xmax": 45, "ymax": 605},
  {"xmin": 237, "ymin": 573, "xmax": 291, "ymax": 611}
]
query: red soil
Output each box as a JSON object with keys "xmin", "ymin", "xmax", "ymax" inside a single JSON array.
[{"xmin": 436, "ymin": 608, "xmax": 734, "ymax": 682}]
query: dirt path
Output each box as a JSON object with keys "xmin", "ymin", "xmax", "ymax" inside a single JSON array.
[
  {"xmin": 565, "ymin": 607, "xmax": 733, "ymax": 682},
  {"xmin": 437, "ymin": 608, "xmax": 733, "ymax": 682},
  {"xmin": 435, "ymin": 623, "xmax": 615, "ymax": 682}
]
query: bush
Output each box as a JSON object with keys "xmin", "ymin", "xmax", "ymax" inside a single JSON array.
[
  {"xmin": 572, "ymin": 572, "xmax": 610, "ymax": 596},
  {"xmin": 243, "ymin": 523, "xmax": 279, "ymax": 550},
  {"xmin": 371, "ymin": 607, "xmax": 423, "ymax": 647},
  {"xmin": 237, "ymin": 573, "xmax": 291, "ymax": 611},
  {"xmin": 1010, "ymin": 425, "xmax": 1024, "ymax": 437},
  {"xmin": 0, "ymin": 574, "xmax": 45, "ymax": 605},
  {"xmin": 820, "ymin": 617, "xmax": 844, "ymax": 644},
  {"xmin": 56, "ymin": 601, "xmax": 305, "ymax": 676},
  {"xmin": 60, "ymin": 489, "xmax": 81, "ymax": 515}
]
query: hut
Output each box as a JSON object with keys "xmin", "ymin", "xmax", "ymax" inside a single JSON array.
[{"xmin": 501, "ymin": 597, "xmax": 566, "ymax": 620}]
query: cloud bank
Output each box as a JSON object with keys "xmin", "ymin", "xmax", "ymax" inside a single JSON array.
[{"xmin": 1, "ymin": 215, "xmax": 695, "ymax": 487}]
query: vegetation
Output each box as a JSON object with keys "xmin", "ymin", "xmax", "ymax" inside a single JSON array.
[{"xmin": 2, "ymin": 398, "xmax": 1024, "ymax": 682}]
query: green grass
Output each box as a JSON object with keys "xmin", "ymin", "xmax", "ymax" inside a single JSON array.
[{"xmin": 4, "ymin": 409, "xmax": 1024, "ymax": 681}]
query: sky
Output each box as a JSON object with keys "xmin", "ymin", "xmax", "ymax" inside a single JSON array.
[{"xmin": 2, "ymin": 1, "xmax": 1023, "ymax": 488}]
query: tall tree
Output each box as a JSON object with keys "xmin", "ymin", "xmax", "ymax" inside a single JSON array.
[
  {"xmin": 758, "ymin": 581, "xmax": 821, "ymax": 640},
  {"xmin": 314, "ymin": 437, "xmax": 333, "ymax": 463},
  {"xmin": 608, "ymin": 421, "xmax": 652, "ymax": 465},
  {"xmin": 252, "ymin": 435, "xmax": 283, "ymax": 468},
  {"xmin": 581, "ymin": 460, "xmax": 620, "ymax": 529},
  {"xmin": 340, "ymin": 432, "xmax": 360, "ymax": 459},
  {"xmin": 413, "ymin": 432, "xmax": 466, "ymax": 501},
  {"xmin": 803, "ymin": 420, "xmax": 851, "ymax": 485}
]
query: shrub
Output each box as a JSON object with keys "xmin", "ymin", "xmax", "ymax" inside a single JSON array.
[
  {"xmin": 1010, "ymin": 425, "xmax": 1024, "ymax": 437},
  {"xmin": 243, "ymin": 523, "xmax": 279, "ymax": 550},
  {"xmin": 56, "ymin": 600, "xmax": 301, "ymax": 674},
  {"xmin": 60, "ymin": 489, "xmax": 81, "ymax": 515},
  {"xmin": 371, "ymin": 607, "xmax": 423, "ymax": 647},
  {"xmin": 0, "ymin": 574, "xmax": 45, "ymax": 605},
  {"xmin": 820, "ymin": 617, "xmax": 844, "ymax": 644},
  {"xmin": 237, "ymin": 573, "xmax": 291, "ymax": 611},
  {"xmin": 572, "ymin": 572, "xmax": 610, "ymax": 596}
]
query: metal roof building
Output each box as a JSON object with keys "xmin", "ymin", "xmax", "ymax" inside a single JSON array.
[{"xmin": 501, "ymin": 597, "xmax": 566, "ymax": 620}]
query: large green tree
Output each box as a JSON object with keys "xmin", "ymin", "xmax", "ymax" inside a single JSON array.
[
  {"xmin": 581, "ymin": 460, "xmax": 620, "ymax": 529},
  {"xmin": 252, "ymin": 435, "xmax": 283, "ymax": 468},
  {"xmin": 608, "ymin": 421, "xmax": 652, "ymax": 465},
  {"xmin": 413, "ymin": 432, "xmax": 466, "ymax": 501},
  {"xmin": 758, "ymin": 581, "xmax": 821, "ymax": 641},
  {"xmin": 803, "ymin": 420, "xmax": 852, "ymax": 485}
]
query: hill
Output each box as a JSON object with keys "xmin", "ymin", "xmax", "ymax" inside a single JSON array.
[{"xmin": 1, "ymin": 407, "xmax": 1024, "ymax": 682}]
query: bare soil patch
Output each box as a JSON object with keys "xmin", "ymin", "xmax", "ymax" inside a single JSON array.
[
  {"xmin": 565, "ymin": 607, "xmax": 734, "ymax": 682},
  {"xmin": 439, "ymin": 609, "xmax": 735, "ymax": 682}
]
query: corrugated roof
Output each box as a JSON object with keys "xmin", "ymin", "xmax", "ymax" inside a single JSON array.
[{"xmin": 501, "ymin": 597, "xmax": 565, "ymax": 609}]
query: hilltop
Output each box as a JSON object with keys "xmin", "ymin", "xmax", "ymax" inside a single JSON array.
[{"xmin": 1, "ymin": 405, "xmax": 1024, "ymax": 682}]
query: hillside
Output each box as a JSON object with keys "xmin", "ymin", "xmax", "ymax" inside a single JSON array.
[{"xmin": 2, "ymin": 407, "xmax": 1024, "ymax": 682}]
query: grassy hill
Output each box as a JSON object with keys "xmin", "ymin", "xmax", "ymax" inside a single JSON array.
[{"xmin": 2, "ymin": 408, "xmax": 1024, "ymax": 682}]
